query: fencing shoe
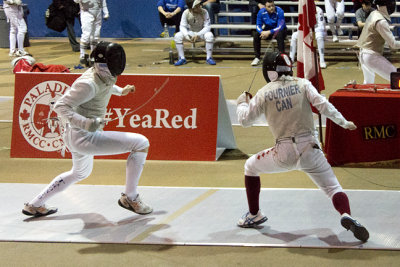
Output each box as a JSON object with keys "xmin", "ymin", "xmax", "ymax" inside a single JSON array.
[
  {"xmin": 206, "ymin": 57, "xmax": 216, "ymax": 65},
  {"xmin": 341, "ymin": 213, "xmax": 369, "ymax": 242},
  {"xmin": 8, "ymin": 49, "xmax": 17, "ymax": 57},
  {"xmin": 251, "ymin": 57, "xmax": 260, "ymax": 66},
  {"xmin": 337, "ymin": 28, "xmax": 344, "ymax": 36},
  {"xmin": 237, "ymin": 210, "xmax": 267, "ymax": 228},
  {"xmin": 79, "ymin": 54, "xmax": 90, "ymax": 67},
  {"xmin": 15, "ymin": 50, "xmax": 31, "ymax": 57},
  {"xmin": 320, "ymin": 61, "xmax": 327, "ymax": 69},
  {"xmin": 22, "ymin": 203, "xmax": 57, "ymax": 217},
  {"xmin": 118, "ymin": 193, "xmax": 153, "ymax": 215},
  {"xmin": 174, "ymin": 58, "xmax": 187, "ymax": 66},
  {"xmin": 332, "ymin": 35, "xmax": 339, "ymax": 43}
]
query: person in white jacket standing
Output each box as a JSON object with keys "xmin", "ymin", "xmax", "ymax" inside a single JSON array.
[
  {"xmin": 3, "ymin": 0, "xmax": 28, "ymax": 57},
  {"xmin": 22, "ymin": 42, "xmax": 153, "ymax": 217},
  {"xmin": 75, "ymin": 0, "xmax": 109, "ymax": 66},
  {"xmin": 235, "ymin": 52, "xmax": 369, "ymax": 243}
]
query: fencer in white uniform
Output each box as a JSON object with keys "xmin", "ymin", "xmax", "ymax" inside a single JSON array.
[
  {"xmin": 290, "ymin": 5, "xmax": 327, "ymax": 68},
  {"xmin": 235, "ymin": 52, "xmax": 369, "ymax": 242},
  {"xmin": 174, "ymin": 0, "xmax": 216, "ymax": 66},
  {"xmin": 325, "ymin": 0, "xmax": 345, "ymax": 42},
  {"xmin": 3, "ymin": 0, "xmax": 28, "ymax": 57},
  {"xmin": 75, "ymin": 0, "xmax": 109, "ymax": 65},
  {"xmin": 356, "ymin": 0, "xmax": 400, "ymax": 84},
  {"xmin": 22, "ymin": 42, "xmax": 153, "ymax": 217}
]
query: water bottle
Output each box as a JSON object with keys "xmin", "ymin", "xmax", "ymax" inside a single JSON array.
[
  {"xmin": 169, "ymin": 37, "xmax": 174, "ymax": 64},
  {"xmin": 163, "ymin": 23, "xmax": 170, "ymax": 38},
  {"xmin": 169, "ymin": 49, "xmax": 174, "ymax": 65}
]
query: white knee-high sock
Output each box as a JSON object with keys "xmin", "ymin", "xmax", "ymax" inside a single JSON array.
[
  {"xmin": 17, "ymin": 32, "xmax": 25, "ymax": 51},
  {"xmin": 329, "ymin": 23, "xmax": 336, "ymax": 35},
  {"xmin": 125, "ymin": 152, "xmax": 147, "ymax": 200},
  {"xmin": 290, "ymin": 38, "xmax": 297, "ymax": 62},
  {"xmin": 30, "ymin": 171, "xmax": 77, "ymax": 207},
  {"xmin": 80, "ymin": 49, "xmax": 86, "ymax": 58},
  {"xmin": 317, "ymin": 37, "xmax": 325, "ymax": 62},
  {"xmin": 80, "ymin": 42, "xmax": 88, "ymax": 58},
  {"xmin": 206, "ymin": 42, "xmax": 213, "ymax": 59},
  {"xmin": 9, "ymin": 33, "xmax": 16, "ymax": 51},
  {"xmin": 176, "ymin": 43, "xmax": 185, "ymax": 59},
  {"xmin": 336, "ymin": 18, "xmax": 343, "ymax": 29}
]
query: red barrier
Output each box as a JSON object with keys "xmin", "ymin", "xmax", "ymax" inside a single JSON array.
[{"xmin": 11, "ymin": 73, "xmax": 236, "ymax": 161}]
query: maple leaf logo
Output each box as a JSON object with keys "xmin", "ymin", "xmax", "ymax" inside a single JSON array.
[{"xmin": 20, "ymin": 109, "xmax": 30, "ymax": 121}]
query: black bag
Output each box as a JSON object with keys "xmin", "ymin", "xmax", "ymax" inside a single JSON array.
[{"xmin": 45, "ymin": 3, "xmax": 67, "ymax": 32}]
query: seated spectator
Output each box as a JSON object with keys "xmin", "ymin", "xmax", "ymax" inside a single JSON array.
[
  {"xmin": 355, "ymin": 0, "xmax": 375, "ymax": 37},
  {"xmin": 174, "ymin": 0, "xmax": 216, "ymax": 66},
  {"xmin": 201, "ymin": 0, "xmax": 220, "ymax": 25},
  {"xmin": 157, "ymin": 0, "xmax": 185, "ymax": 36},
  {"xmin": 325, "ymin": 0, "xmax": 345, "ymax": 42},
  {"xmin": 290, "ymin": 5, "xmax": 327, "ymax": 68},
  {"xmin": 352, "ymin": 0, "xmax": 363, "ymax": 13},
  {"xmin": 251, "ymin": 0, "xmax": 287, "ymax": 66}
]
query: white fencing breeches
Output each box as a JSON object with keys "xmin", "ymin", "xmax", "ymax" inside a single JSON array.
[
  {"xmin": 325, "ymin": 0, "xmax": 344, "ymax": 25},
  {"xmin": 80, "ymin": 10, "xmax": 102, "ymax": 48},
  {"xmin": 359, "ymin": 50, "xmax": 397, "ymax": 84},
  {"xmin": 30, "ymin": 128, "xmax": 149, "ymax": 206},
  {"xmin": 174, "ymin": 31, "xmax": 214, "ymax": 59},
  {"xmin": 4, "ymin": 6, "xmax": 27, "ymax": 52},
  {"xmin": 244, "ymin": 134, "xmax": 343, "ymax": 198}
]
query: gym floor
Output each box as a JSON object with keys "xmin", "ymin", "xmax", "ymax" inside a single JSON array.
[{"xmin": 0, "ymin": 38, "xmax": 399, "ymax": 266}]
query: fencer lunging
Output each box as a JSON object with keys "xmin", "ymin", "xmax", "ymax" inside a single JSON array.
[
  {"xmin": 235, "ymin": 52, "xmax": 369, "ymax": 242},
  {"xmin": 23, "ymin": 41, "xmax": 153, "ymax": 217},
  {"xmin": 355, "ymin": 0, "xmax": 400, "ymax": 84},
  {"xmin": 3, "ymin": 0, "xmax": 28, "ymax": 57}
]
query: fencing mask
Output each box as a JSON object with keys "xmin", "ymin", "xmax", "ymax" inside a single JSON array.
[{"xmin": 90, "ymin": 41, "xmax": 126, "ymax": 77}]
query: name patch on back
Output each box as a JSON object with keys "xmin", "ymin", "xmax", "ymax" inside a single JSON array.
[{"xmin": 264, "ymin": 84, "xmax": 300, "ymax": 112}]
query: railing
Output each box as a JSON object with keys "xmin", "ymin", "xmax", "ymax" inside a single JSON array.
[
  {"xmin": 214, "ymin": 0, "xmax": 400, "ymax": 39},
  {"xmin": 170, "ymin": 0, "xmax": 400, "ymax": 60}
]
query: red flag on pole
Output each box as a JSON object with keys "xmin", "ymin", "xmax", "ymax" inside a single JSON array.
[{"xmin": 296, "ymin": 0, "xmax": 325, "ymax": 92}]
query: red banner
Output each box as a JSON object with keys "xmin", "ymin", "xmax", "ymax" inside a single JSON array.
[{"xmin": 11, "ymin": 73, "xmax": 223, "ymax": 161}]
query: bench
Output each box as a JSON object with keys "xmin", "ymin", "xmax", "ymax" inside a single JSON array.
[{"xmin": 166, "ymin": 0, "xmax": 400, "ymax": 60}]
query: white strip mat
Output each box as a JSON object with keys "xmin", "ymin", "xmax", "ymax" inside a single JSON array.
[
  {"xmin": 0, "ymin": 96, "xmax": 13, "ymax": 102},
  {"xmin": 0, "ymin": 96, "xmax": 13, "ymax": 123},
  {"xmin": 1, "ymin": 183, "xmax": 399, "ymax": 249}
]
